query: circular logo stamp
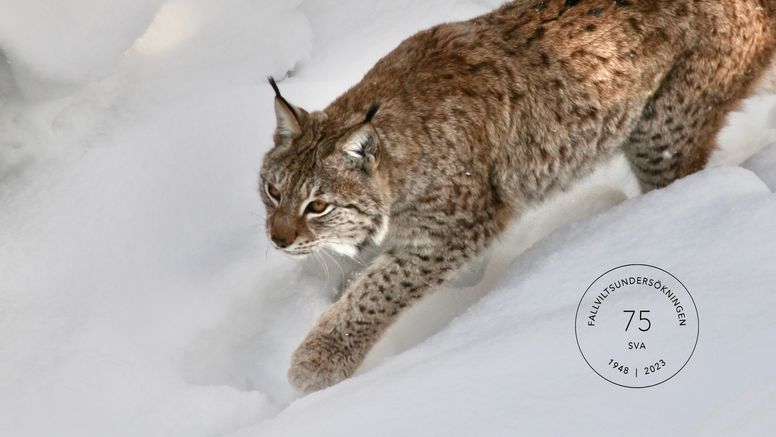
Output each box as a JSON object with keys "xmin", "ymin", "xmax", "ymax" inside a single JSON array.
[{"xmin": 574, "ymin": 264, "xmax": 699, "ymax": 388}]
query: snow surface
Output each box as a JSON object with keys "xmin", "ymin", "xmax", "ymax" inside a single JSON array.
[
  {"xmin": 744, "ymin": 143, "xmax": 776, "ymax": 191},
  {"xmin": 236, "ymin": 167, "xmax": 776, "ymax": 437},
  {"xmin": 0, "ymin": 1, "xmax": 775, "ymax": 436}
]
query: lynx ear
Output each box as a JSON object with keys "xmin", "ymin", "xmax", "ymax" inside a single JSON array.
[
  {"xmin": 340, "ymin": 103, "xmax": 381, "ymax": 162},
  {"xmin": 341, "ymin": 125, "xmax": 378, "ymax": 160},
  {"xmin": 340, "ymin": 124, "xmax": 379, "ymax": 170},
  {"xmin": 269, "ymin": 77, "xmax": 307, "ymax": 141}
]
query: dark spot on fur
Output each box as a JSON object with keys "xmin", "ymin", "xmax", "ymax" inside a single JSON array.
[
  {"xmin": 468, "ymin": 62, "xmax": 488, "ymax": 73},
  {"xmin": 642, "ymin": 102, "xmax": 656, "ymax": 120},
  {"xmin": 510, "ymin": 90, "xmax": 525, "ymax": 101},
  {"xmin": 571, "ymin": 49, "xmax": 587, "ymax": 59},
  {"xmin": 628, "ymin": 17, "xmax": 642, "ymax": 32},
  {"xmin": 526, "ymin": 27, "xmax": 546, "ymax": 45}
]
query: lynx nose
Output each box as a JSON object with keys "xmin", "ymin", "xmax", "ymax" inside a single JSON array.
[
  {"xmin": 271, "ymin": 234, "xmax": 295, "ymax": 249},
  {"xmin": 269, "ymin": 214, "xmax": 298, "ymax": 250}
]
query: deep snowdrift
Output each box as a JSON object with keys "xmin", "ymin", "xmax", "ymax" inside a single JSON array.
[
  {"xmin": 1, "ymin": 1, "xmax": 775, "ymax": 436},
  {"xmin": 235, "ymin": 166, "xmax": 776, "ymax": 437}
]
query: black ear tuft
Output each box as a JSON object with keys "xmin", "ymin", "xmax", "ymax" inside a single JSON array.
[
  {"xmin": 268, "ymin": 76, "xmax": 282, "ymax": 98},
  {"xmin": 364, "ymin": 103, "xmax": 381, "ymax": 124},
  {"xmin": 269, "ymin": 76, "xmax": 306, "ymax": 141}
]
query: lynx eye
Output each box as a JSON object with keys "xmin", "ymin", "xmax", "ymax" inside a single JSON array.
[
  {"xmin": 305, "ymin": 200, "xmax": 330, "ymax": 215},
  {"xmin": 266, "ymin": 182, "xmax": 281, "ymax": 202}
]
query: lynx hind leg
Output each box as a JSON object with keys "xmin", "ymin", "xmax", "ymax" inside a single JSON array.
[
  {"xmin": 623, "ymin": 91, "xmax": 718, "ymax": 193},
  {"xmin": 625, "ymin": 44, "xmax": 773, "ymax": 191},
  {"xmin": 623, "ymin": 58, "xmax": 729, "ymax": 192}
]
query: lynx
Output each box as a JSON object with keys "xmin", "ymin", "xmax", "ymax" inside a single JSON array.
[{"xmin": 260, "ymin": 0, "xmax": 776, "ymax": 391}]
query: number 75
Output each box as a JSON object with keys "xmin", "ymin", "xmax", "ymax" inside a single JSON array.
[{"xmin": 624, "ymin": 310, "xmax": 651, "ymax": 331}]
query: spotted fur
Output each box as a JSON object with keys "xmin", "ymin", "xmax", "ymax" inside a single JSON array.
[{"xmin": 260, "ymin": 0, "xmax": 776, "ymax": 391}]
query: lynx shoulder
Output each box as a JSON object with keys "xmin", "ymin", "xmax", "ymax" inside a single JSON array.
[{"xmin": 259, "ymin": 0, "xmax": 776, "ymax": 391}]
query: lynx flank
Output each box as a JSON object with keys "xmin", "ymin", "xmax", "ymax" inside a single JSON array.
[{"xmin": 260, "ymin": 0, "xmax": 776, "ymax": 391}]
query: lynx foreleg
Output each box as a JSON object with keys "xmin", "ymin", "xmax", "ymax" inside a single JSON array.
[{"xmin": 288, "ymin": 227, "xmax": 493, "ymax": 391}]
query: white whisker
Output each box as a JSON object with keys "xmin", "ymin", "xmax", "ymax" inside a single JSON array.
[
  {"xmin": 350, "ymin": 253, "xmax": 367, "ymax": 267},
  {"xmin": 314, "ymin": 252, "xmax": 331, "ymax": 286},
  {"xmin": 320, "ymin": 248, "xmax": 346, "ymax": 281}
]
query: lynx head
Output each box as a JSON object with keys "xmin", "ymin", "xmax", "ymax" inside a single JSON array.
[{"xmin": 259, "ymin": 78, "xmax": 391, "ymax": 257}]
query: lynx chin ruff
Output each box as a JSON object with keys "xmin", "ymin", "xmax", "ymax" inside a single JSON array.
[{"xmin": 260, "ymin": 0, "xmax": 776, "ymax": 391}]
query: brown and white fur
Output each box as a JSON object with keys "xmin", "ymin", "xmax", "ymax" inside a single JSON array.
[{"xmin": 259, "ymin": 0, "xmax": 776, "ymax": 391}]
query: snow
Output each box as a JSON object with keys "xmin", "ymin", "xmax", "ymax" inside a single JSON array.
[
  {"xmin": 0, "ymin": 1, "xmax": 775, "ymax": 436},
  {"xmin": 0, "ymin": 0, "xmax": 161, "ymax": 96},
  {"xmin": 743, "ymin": 143, "xmax": 776, "ymax": 191},
  {"xmin": 236, "ymin": 166, "xmax": 776, "ymax": 436}
]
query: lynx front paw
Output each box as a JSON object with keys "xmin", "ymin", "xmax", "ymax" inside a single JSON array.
[{"xmin": 288, "ymin": 331, "xmax": 358, "ymax": 392}]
